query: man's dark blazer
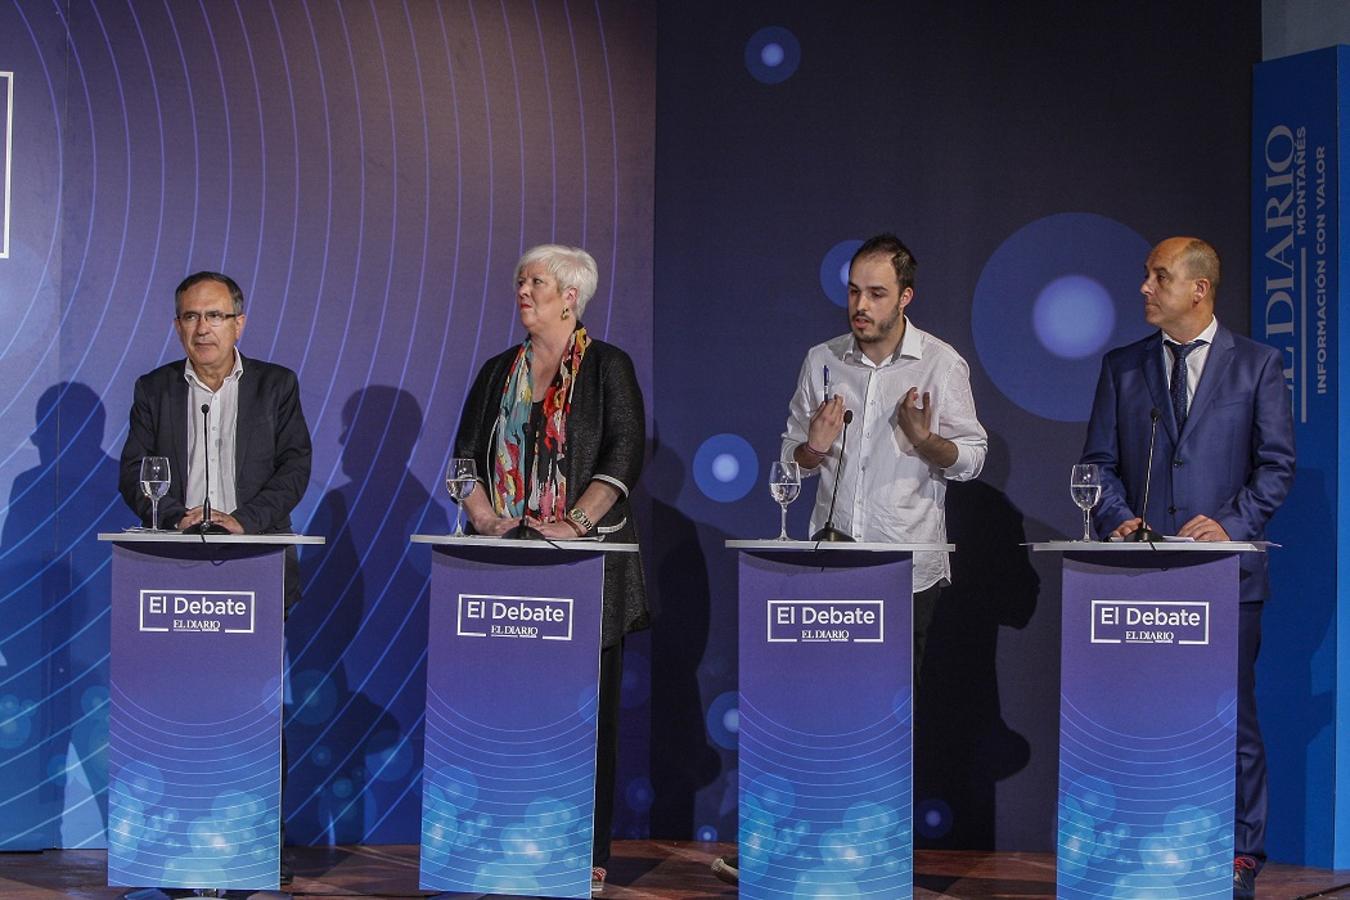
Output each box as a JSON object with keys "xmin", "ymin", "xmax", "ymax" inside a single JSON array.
[
  {"xmin": 118, "ymin": 353, "xmax": 313, "ymax": 606},
  {"xmin": 1080, "ymin": 323, "xmax": 1295, "ymax": 602}
]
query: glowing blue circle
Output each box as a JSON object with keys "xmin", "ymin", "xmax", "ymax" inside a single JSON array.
[
  {"xmin": 819, "ymin": 239, "xmax": 863, "ymax": 307},
  {"xmin": 696, "ymin": 825, "xmax": 718, "ymax": 842},
  {"xmin": 915, "ymin": 798, "xmax": 953, "ymax": 839},
  {"xmin": 705, "ymin": 691, "xmax": 740, "ymax": 750},
  {"xmin": 1032, "ymin": 275, "xmax": 1115, "ymax": 359},
  {"xmin": 711, "ymin": 453, "xmax": 739, "ymax": 482},
  {"xmin": 620, "ymin": 650, "xmax": 651, "ymax": 708},
  {"xmin": 693, "ymin": 434, "xmax": 758, "ymax": 502},
  {"xmin": 625, "ymin": 777, "xmax": 655, "ymax": 813},
  {"xmin": 745, "ymin": 26, "xmax": 801, "ymax": 84},
  {"xmin": 971, "ymin": 213, "xmax": 1153, "ymax": 422}
]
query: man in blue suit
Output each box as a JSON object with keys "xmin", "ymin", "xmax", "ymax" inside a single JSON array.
[{"xmin": 1081, "ymin": 236, "xmax": 1295, "ymax": 899}]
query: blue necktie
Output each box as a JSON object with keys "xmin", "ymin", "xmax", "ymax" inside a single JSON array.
[{"xmin": 1167, "ymin": 340, "xmax": 1206, "ymax": 430}]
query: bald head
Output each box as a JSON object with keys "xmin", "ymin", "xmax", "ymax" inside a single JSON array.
[
  {"xmin": 1162, "ymin": 236, "xmax": 1221, "ymax": 298},
  {"xmin": 1141, "ymin": 236, "xmax": 1220, "ymax": 341}
]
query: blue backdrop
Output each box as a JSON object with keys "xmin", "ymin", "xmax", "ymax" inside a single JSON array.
[
  {"xmin": 651, "ymin": 0, "xmax": 1261, "ymax": 853},
  {"xmin": 0, "ymin": 0, "xmax": 655, "ymax": 848},
  {"xmin": 5, "ymin": 0, "xmax": 1319, "ymax": 865}
]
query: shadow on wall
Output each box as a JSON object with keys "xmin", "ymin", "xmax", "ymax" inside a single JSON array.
[
  {"xmin": 286, "ymin": 386, "xmax": 448, "ymax": 845},
  {"xmin": 644, "ymin": 429, "xmax": 726, "ymax": 840},
  {"xmin": 916, "ymin": 431, "xmax": 1038, "ymax": 850},
  {"xmin": 0, "ymin": 383, "xmax": 122, "ymax": 849}
]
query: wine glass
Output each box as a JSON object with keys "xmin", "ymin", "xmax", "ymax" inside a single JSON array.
[
  {"xmin": 768, "ymin": 461, "xmax": 801, "ymax": 541},
  {"xmin": 1069, "ymin": 463, "xmax": 1102, "ymax": 542},
  {"xmin": 139, "ymin": 456, "xmax": 171, "ymax": 532},
  {"xmin": 446, "ymin": 458, "xmax": 478, "ymax": 536}
]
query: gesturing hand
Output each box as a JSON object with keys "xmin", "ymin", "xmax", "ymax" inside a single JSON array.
[
  {"xmin": 896, "ymin": 387, "xmax": 932, "ymax": 447},
  {"xmin": 806, "ymin": 395, "xmax": 846, "ymax": 455}
]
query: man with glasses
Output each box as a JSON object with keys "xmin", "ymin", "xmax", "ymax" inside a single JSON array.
[{"xmin": 118, "ymin": 270, "xmax": 313, "ymax": 610}]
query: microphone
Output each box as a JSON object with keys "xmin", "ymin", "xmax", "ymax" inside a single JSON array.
[
  {"xmin": 194, "ymin": 402, "xmax": 229, "ymax": 535},
  {"xmin": 1127, "ymin": 407, "xmax": 1164, "ymax": 543},
  {"xmin": 811, "ymin": 409, "xmax": 856, "ymax": 543}
]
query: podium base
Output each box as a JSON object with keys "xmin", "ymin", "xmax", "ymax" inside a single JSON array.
[{"xmin": 810, "ymin": 525, "xmax": 855, "ymax": 542}]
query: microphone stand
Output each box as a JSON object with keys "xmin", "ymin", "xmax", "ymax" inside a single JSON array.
[
  {"xmin": 811, "ymin": 410, "xmax": 855, "ymax": 543},
  {"xmin": 193, "ymin": 402, "xmax": 229, "ymax": 535},
  {"xmin": 1127, "ymin": 407, "xmax": 1164, "ymax": 543}
]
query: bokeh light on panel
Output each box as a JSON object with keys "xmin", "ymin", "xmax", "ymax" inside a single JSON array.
[
  {"xmin": 744, "ymin": 26, "xmax": 801, "ymax": 84},
  {"xmin": 705, "ymin": 690, "xmax": 740, "ymax": 750},
  {"xmin": 915, "ymin": 797, "xmax": 953, "ymax": 839},
  {"xmin": 972, "ymin": 213, "xmax": 1153, "ymax": 422},
  {"xmin": 693, "ymin": 434, "xmax": 758, "ymax": 502},
  {"xmin": 819, "ymin": 239, "xmax": 863, "ymax": 307},
  {"xmin": 1033, "ymin": 275, "xmax": 1115, "ymax": 359}
]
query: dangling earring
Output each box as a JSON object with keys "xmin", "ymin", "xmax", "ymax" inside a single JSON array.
[{"xmin": 561, "ymin": 307, "xmax": 571, "ymax": 320}]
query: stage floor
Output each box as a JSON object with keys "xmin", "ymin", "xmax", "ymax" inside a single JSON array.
[{"xmin": 2, "ymin": 841, "xmax": 1348, "ymax": 898}]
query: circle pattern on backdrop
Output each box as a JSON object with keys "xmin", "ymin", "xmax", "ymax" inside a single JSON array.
[
  {"xmin": 971, "ymin": 213, "xmax": 1153, "ymax": 422},
  {"xmin": 744, "ymin": 27, "xmax": 801, "ymax": 84},
  {"xmin": 693, "ymin": 434, "xmax": 759, "ymax": 503},
  {"xmin": 915, "ymin": 798, "xmax": 953, "ymax": 839},
  {"xmin": 705, "ymin": 691, "xmax": 740, "ymax": 750},
  {"xmin": 819, "ymin": 239, "xmax": 863, "ymax": 307}
]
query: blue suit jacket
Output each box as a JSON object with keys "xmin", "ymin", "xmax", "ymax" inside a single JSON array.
[{"xmin": 1080, "ymin": 324, "xmax": 1295, "ymax": 602}]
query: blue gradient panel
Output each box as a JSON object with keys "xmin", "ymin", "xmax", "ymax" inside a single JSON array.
[
  {"xmin": 0, "ymin": 0, "xmax": 654, "ymax": 848},
  {"xmin": 1251, "ymin": 46, "xmax": 1345, "ymax": 868},
  {"xmin": 107, "ymin": 544, "xmax": 283, "ymax": 891},
  {"xmin": 1058, "ymin": 553, "xmax": 1239, "ymax": 898},
  {"xmin": 972, "ymin": 213, "xmax": 1153, "ymax": 422},
  {"xmin": 420, "ymin": 546, "xmax": 604, "ymax": 898},
  {"xmin": 738, "ymin": 549, "xmax": 913, "ymax": 899}
]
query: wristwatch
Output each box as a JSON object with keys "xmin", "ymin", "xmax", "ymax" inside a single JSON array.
[{"xmin": 567, "ymin": 507, "xmax": 595, "ymax": 535}]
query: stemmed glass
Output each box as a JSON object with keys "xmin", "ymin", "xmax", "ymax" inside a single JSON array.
[
  {"xmin": 139, "ymin": 456, "xmax": 171, "ymax": 532},
  {"xmin": 768, "ymin": 461, "xmax": 801, "ymax": 541},
  {"xmin": 446, "ymin": 458, "xmax": 478, "ymax": 536},
  {"xmin": 1070, "ymin": 463, "xmax": 1102, "ymax": 542}
]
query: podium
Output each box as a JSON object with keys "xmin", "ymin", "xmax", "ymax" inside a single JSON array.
[
  {"xmin": 728, "ymin": 540, "xmax": 950, "ymax": 900},
  {"xmin": 96, "ymin": 531, "xmax": 322, "ymax": 892},
  {"xmin": 410, "ymin": 534, "xmax": 636, "ymax": 899},
  {"xmin": 1033, "ymin": 541, "xmax": 1265, "ymax": 899}
]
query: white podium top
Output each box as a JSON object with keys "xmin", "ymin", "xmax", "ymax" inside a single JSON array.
[
  {"xmin": 411, "ymin": 534, "xmax": 638, "ymax": 553},
  {"xmin": 98, "ymin": 531, "xmax": 325, "ymax": 545},
  {"xmin": 725, "ymin": 540, "xmax": 954, "ymax": 553},
  {"xmin": 1030, "ymin": 540, "xmax": 1267, "ymax": 553}
]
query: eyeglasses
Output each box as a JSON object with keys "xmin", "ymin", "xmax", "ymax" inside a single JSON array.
[{"xmin": 177, "ymin": 311, "xmax": 241, "ymax": 327}]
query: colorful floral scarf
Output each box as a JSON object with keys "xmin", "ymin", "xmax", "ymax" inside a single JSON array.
[{"xmin": 492, "ymin": 325, "xmax": 590, "ymax": 521}]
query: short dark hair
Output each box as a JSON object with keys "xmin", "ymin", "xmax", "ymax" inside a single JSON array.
[
  {"xmin": 851, "ymin": 233, "xmax": 918, "ymax": 292},
  {"xmin": 175, "ymin": 271, "xmax": 244, "ymax": 314}
]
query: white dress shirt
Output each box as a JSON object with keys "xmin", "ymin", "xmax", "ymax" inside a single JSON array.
[
  {"xmin": 781, "ymin": 320, "xmax": 988, "ymax": 592},
  {"xmin": 184, "ymin": 352, "xmax": 243, "ymax": 514},
  {"xmin": 1161, "ymin": 315, "xmax": 1219, "ymax": 407}
]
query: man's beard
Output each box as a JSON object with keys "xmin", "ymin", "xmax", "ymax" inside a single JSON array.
[{"xmin": 853, "ymin": 306, "xmax": 901, "ymax": 343}]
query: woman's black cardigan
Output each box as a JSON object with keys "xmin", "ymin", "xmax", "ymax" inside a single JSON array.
[{"xmin": 453, "ymin": 335, "xmax": 650, "ymax": 648}]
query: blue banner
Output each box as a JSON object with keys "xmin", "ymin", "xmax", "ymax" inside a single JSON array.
[
  {"xmin": 1057, "ymin": 550, "xmax": 1239, "ymax": 898},
  {"xmin": 107, "ymin": 543, "xmax": 283, "ymax": 891},
  {"xmin": 737, "ymin": 548, "xmax": 913, "ymax": 899},
  {"xmin": 1251, "ymin": 45, "xmax": 1345, "ymax": 867},
  {"xmin": 420, "ymin": 545, "xmax": 604, "ymax": 899}
]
